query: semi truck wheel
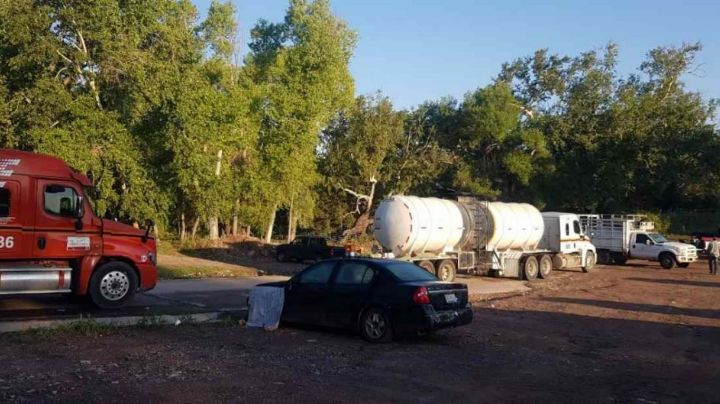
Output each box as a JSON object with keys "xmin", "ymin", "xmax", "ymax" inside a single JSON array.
[
  {"xmin": 538, "ymin": 255, "xmax": 553, "ymax": 279},
  {"xmin": 89, "ymin": 261, "xmax": 139, "ymax": 309},
  {"xmin": 523, "ymin": 256, "xmax": 539, "ymax": 280},
  {"xmin": 582, "ymin": 251, "xmax": 597, "ymax": 273},
  {"xmin": 659, "ymin": 253, "xmax": 676, "ymax": 270},
  {"xmin": 437, "ymin": 260, "xmax": 456, "ymax": 282},
  {"xmin": 418, "ymin": 260, "xmax": 435, "ymax": 274}
]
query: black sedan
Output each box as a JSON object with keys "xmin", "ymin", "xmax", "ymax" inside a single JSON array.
[{"xmin": 259, "ymin": 258, "xmax": 473, "ymax": 342}]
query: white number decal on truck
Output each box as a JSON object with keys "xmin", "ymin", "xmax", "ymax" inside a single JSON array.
[{"xmin": 0, "ymin": 236, "xmax": 15, "ymax": 248}]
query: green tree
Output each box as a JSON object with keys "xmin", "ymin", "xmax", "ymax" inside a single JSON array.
[{"xmin": 246, "ymin": 0, "xmax": 356, "ymax": 242}]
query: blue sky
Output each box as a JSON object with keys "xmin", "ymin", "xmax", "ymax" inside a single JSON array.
[{"xmin": 192, "ymin": 0, "xmax": 720, "ymax": 110}]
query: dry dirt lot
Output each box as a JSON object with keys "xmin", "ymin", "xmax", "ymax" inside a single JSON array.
[{"xmin": 1, "ymin": 260, "xmax": 719, "ymax": 403}]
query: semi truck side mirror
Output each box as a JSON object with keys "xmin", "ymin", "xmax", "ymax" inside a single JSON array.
[
  {"xmin": 75, "ymin": 196, "xmax": 84, "ymax": 218},
  {"xmin": 142, "ymin": 219, "xmax": 155, "ymax": 243},
  {"xmin": 74, "ymin": 196, "xmax": 84, "ymax": 230}
]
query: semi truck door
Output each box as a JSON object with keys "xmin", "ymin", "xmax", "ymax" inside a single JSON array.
[
  {"xmin": 33, "ymin": 180, "xmax": 101, "ymax": 259},
  {"xmin": 0, "ymin": 180, "xmax": 33, "ymax": 257}
]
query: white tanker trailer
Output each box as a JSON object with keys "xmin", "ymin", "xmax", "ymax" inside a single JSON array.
[{"xmin": 373, "ymin": 195, "xmax": 597, "ymax": 282}]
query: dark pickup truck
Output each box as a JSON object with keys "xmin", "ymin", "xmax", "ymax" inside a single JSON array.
[{"xmin": 275, "ymin": 236, "xmax": 346, "ymax": 262}]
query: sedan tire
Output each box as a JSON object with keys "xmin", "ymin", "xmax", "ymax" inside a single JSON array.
[{"xmin": 360, "ymin": 307, "xmax": 393, "ymax": 343}]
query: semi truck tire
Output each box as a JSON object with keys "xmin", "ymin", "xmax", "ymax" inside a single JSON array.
[
  {"xmin": 582, "ymin": 251, "xmax": 597, "ymax": 273},
  {"xmin": 523, "ymin": 256, "xmax": 539, "ymax": 280},
  {"xmin": 436, "ymin": 259, "xmax": 456, "ymax": 282},
  {"xmin": 88, "ymin": 261, "xmax": 139, "ymax": 309},
  {"xmin": 418, "ymin": 260, "xmax": 435, "ymax": 274},
  {"xmin": 538, "ymin": 255, "xmax": 553, "ymax": 279},
  {"xmin": 659, "ymin": 253, "xmax": 676, "ymax": 270}
]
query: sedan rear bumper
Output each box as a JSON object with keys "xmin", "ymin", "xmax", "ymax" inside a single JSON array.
[{"xmin": 394, "ymin": 304, "xmax": 473, "ymax": 335}]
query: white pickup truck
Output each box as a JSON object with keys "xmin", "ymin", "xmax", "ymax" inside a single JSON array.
[{"xmin": 579, "ymin": 215, "xmax": 697, "ymax": 269}]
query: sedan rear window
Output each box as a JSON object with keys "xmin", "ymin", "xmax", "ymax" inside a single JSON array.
[
  {"xmin": 384, "ymin": 262, "xmax": 438, "ymax": 282},
  {"xmin": 298, "ymin": 261, "xmax": 336, "ymax": 284}
]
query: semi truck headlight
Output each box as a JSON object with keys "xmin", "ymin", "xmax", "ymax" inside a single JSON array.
[{"xmin": 141, "ymin": 252, "xmax": 156, "ymax": 264}]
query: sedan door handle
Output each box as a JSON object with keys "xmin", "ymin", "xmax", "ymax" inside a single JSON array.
[{"xmin": 37, "ymin": 237, "xmax": 46, "ymax": 250}]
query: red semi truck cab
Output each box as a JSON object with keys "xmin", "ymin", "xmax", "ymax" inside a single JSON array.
[{"xmin": 0, "ymin": 149, "xmax": 158, "ymax": 308}]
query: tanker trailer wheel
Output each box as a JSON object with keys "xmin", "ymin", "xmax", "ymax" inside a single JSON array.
[
  {"xmin": 523, "ymin": 256, "xmax": 539, "ymax": 280},
  {"xmin": 582, "ymin": 251, "xmax": 597, "ymax": 273},
  {"xmin": 538, "ymin": 255, "xmax": 553, "ymax": 279},
  {"xmin": 89, "ymin": 261, "xmax": 139, "ymax": 309},
  {"xmin": 418, "ymin": 260, "xmax": 436, "ymax": 275},
  {"xmin": 437, "ymin": 260, "xmax": 457, "ymax": 282}
]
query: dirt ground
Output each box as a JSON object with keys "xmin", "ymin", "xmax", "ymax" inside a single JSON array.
[{"xmin": 1, "ymin": 260, "xmax": 719, "ymax": 403}]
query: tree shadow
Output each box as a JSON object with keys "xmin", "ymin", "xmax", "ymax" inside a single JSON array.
[
  {"xmin": 180, "ymin": 240, "xmax": 307, "ymax": 276},
  {"xmin": 543, "ymin": 297, "xmax": 720, "ymax": 320},
  {"xmin": 626, "ymin": 277, "xmax": 720, "ymax": 288}
]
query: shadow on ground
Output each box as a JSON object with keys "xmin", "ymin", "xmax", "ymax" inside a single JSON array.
[
  {"xmin": 181, "ymin": 240, "xmax": 307, "ymax": 276},
  {"xmin": 2, "ymin": 307, "xmax": 720, "ymax": 402},
  {"xmin": 626, "ymin": 277, "xmax": 720, "ymax": 288},
  {"xmin": 543, "ymin": 296, "xmax": 720, "ymax": 320}
]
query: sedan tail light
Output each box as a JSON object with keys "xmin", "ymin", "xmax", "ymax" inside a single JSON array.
[{"xmin": 412, "ymin": 286, "xmax": 431, "ymax": 305}]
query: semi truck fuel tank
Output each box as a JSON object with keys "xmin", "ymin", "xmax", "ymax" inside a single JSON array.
[{"xmin": 0, "ymin": 264, "xmax": 72, "ymax": 294}]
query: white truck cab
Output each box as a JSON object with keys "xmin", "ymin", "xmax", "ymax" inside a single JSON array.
[
  {"xmin": 580, "ymin": 214, "xmax": 697, "ymax": 269},
  {"xmin": 540, "ymin": 212, "xmax": 597, "ymax": 270}
]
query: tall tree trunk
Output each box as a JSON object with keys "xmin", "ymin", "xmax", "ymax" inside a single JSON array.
[
  {"xmin": 287, "ymin": 198, "xmax": 295, "ymax": 242},
  {"xmin": 179, "ymin": 213, "xmax": 186, "ymax": 242},
  {"xmin": 264, "ymin": 206, "xmax": 276, "ymax": 243},
  {"xmin": 207, "ymin": 149, "xmax": 223, "ymax": 241},
  {"xmin": 290, "ymin": 216, "xmax": 297, "ymax": 241},
  {"xmin": 208, "ymin": 217, "xmax": 219, "ymax": 240},
  {"xmin": 246, "ymin": 225, "xmax": 252, "ymax": 238},
  {"xmin": 232, "ymin": 199, "xmax": 239, "ymax": 236},
  {"xmin": 191, "ymin": 217, "xmax": 200, "ymax": 240}
]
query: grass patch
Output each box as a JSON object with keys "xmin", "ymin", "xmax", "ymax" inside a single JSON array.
[
  {"xmin": 157, "ymin": 264, "xmax": 256, "ymax": 280},
  {"xmin": 22, "ymin": 316, "xmax": 114, "ymax": 338}
]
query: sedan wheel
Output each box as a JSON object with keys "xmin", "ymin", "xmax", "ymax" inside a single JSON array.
[{"xmin": 360, "ymin": 307, "xmax": 393, "ymax": 343}]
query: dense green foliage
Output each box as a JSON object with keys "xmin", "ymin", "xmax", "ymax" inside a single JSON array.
[{"xmin": 0, "ymin": 1, "xmax": 717, "ymax": 239}]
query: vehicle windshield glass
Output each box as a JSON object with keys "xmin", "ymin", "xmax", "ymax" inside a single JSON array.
[
  {"xmin": 648, "ymin": 233, "xmax": 668, "ymax": 243},
  {"xmin": 384, "ymin": 262, "xmax": 438, "ymax": 282}
]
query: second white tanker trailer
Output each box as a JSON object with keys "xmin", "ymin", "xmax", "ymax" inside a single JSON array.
[{"xmin": 373, "ymin": 195, "xmax": 597, "ymax": 282}]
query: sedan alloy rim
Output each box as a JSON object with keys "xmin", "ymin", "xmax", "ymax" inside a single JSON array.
[{"xmin": 365, "ymin": 312, "xmax": 386, "ymax": 339}]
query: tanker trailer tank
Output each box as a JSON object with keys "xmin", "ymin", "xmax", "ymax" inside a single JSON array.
[
  {"xmin": 373, "ymin": 195, "xmax": 471, "ymax": 258},
  {"xmin": 476, "ymin": 202, "xmax": 545, "ymax": 251},
  {"xmin": 373, "ymin": 195, "xmax": 597, "ymax": 282}
]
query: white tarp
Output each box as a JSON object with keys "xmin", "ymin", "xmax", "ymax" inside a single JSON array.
[{"xmin": 247, "ymin": 286, "xmax": 285, "ymax": 330}]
